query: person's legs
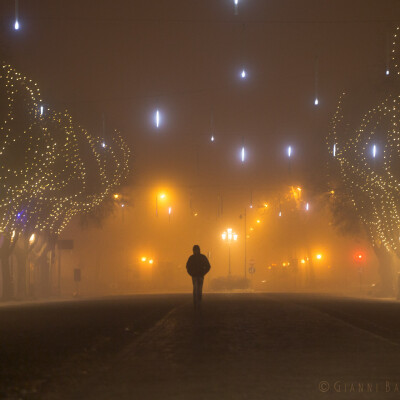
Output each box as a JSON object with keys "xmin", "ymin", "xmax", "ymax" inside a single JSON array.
[
  {"xmin": 192, "ymin": 277, "xmax": 198, "ymax": 307},
  {"xmin": 197, "ymin": 276, "xmax": 204, "ymax": 303}
]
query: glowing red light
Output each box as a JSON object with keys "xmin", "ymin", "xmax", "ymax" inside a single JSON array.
[{"xmin": 354, "ymin": 252, "xmax": 365, "ymax": 263}]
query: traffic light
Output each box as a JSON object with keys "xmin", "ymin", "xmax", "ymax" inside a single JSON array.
[{"xmin": 353, "ymin": 252, "xmax": 365, "ymax": 263}]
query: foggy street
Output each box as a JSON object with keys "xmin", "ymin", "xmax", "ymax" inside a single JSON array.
[
  {"xmin": 1, "ymin": 1, "xmax": 400, "ymax": 399},
  {"xmin": 2, "ymin": 293, "xmax": 400, "ymax": 399}
]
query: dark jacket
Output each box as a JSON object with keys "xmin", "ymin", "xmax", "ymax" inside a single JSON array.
[{"xmin": 186, "ymin": 253, "xmax": 211, "ymax": 277}]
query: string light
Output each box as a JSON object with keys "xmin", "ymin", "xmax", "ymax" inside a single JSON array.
[
  {"xmin": 392, "ymin": 27, "xmax": 400, "ymax": 75},
  {"xmin": 327, "ymin": 89, "xmax": 400, "ymax": 255},
  {"xmin": 0, "ymin": 63, "xmax": 130, "ymax": 237}
]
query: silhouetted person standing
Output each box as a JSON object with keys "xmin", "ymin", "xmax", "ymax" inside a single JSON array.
[{"xmin": 186, "ymin": 245, "xmax": 211, "ymax": 308}]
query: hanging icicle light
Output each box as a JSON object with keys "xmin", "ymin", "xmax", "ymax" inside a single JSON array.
[
  {"xmin": 386, "ymin": 68, "xmax": 390, "ymax": 76},
  {"xmin": 241, "ymin": 146, "xmax": 245, "ymax": 163},
  {"xmin": 210, "ymin": 111, "xmax": 215, "ymax": 142},
  {"xmin": 155, "ymin": 109, "xmax": 160, "ymax": 128},
  {"xmin": 314, "ymin": 57, "xmax": 319, "ymax": 107},
  {"xmin": 287, "ymin": 146, "xmax": 292, "ymax": 158},
  {"xmin": 240, "ymin": 69, "xmax": 247, "ymax": 79},
  {"xmin": 372, "ymin": 144, "xmax": 377, "ymax": 158},
  {"xmin": 14, "ymin": 0, "xmax": 19, "ymax": 30},
  {"xmin": 234, "ymin": 0, "xmax": 239, "ymax": 15},
  {"xmin": 306, "ymin": 202, "xmax": 310, "ymax": 211},
  {"xmin": 40, "ymin": 105, "xmax": 44, "ymax": 116},
  {"xmin": 333, "ymin": 143, "xmax": 336, "ymax": 157}
]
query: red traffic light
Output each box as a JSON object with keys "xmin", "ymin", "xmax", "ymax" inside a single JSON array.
[{"xmin": 353, "ymin": 252, "xmax": 365, "ymax": 263}]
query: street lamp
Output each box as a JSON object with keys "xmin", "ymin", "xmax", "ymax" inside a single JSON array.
[{"xmin": 221, "ymin": 228, "xmax": 238, "ymax": 275}]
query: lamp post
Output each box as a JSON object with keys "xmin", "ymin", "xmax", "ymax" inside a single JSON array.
[
  {"xmin": 155, "ymin": 193, "xmax": 166, "ymax": 217},
  {"xmin": 222, "ymin": 228, "xmax": 238, "ymax": 275}
]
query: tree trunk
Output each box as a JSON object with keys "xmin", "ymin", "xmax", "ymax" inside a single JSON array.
[
  {"xmin": 1, "ymin": 255, "xmax": 13, "ymax": 300},
  {"xmin": 373, "ymin": 245, "xmax": 394, "ymax": 296},
  {"xmin": 14, "ymin": 235, "xmax": 31, "ymax": 299},
  {"xmin": 15, "ymin": 252, "xmax": 27, "ymax": 299},
  {"xmin": 0, "ymin": 234, "xmax": 15, "ymax": 301},
  {"xmin": 38, "ymin": 252, "xmax": 50, "ymax": 297}
]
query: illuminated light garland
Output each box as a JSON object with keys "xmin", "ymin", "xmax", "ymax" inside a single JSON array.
[
  {"xmin": 327, "ymin": 93, "xmax": 400, "ymax": 254},
  {"xmin": 0, "ymin": 63, "xmax": 130, "ymax": 237},
  {"xmin": 327, "ymin": 27, "xmax": 400, "ymax": 254},
  {"xmin": 392, "ymin": 26, "xmax": 400, "ymax": 75}
]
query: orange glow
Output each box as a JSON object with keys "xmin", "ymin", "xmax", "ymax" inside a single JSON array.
[{"xmin": 113, "ymin": 194, "xmax": 119, "ymax": 199}]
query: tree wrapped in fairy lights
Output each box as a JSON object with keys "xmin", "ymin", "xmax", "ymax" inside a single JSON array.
[
  {"xmin": 327, "ymin": 27, "xmax": 400, "ymax": 295},
  {"xmin": 0, "ymin": 63, "xmax": 130, "ymax": 299}
]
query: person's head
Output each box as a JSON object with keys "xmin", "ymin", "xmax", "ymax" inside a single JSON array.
[{"xmin": 193, "ymin": 245, "xmax": 200, "ymax": 255}]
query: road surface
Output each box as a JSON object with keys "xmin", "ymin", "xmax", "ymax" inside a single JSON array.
[{"xmin": 1, "ymin": 293, "xmax": 400, "ymax": 399}]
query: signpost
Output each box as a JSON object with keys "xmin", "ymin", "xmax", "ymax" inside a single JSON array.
[{"xmin": 249, "ymin": 258, "xmax": 255, "ymax": 275}]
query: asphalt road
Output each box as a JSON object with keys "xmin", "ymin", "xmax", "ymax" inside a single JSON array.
[{"xmin": 2, "ymin": 293, "xmax": 400, "ymax": 400}]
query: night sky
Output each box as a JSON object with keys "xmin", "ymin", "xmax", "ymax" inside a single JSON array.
[{"xmin": 1, "ymin": 1, "xmax": 399, "ymax": 188}]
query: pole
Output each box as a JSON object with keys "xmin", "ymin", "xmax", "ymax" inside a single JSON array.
[
  {"xmin": 228, "ymin": 244, "xmax": 231, "ymax": 275},
  {"xmin": 58, "ymin": 247, "xmax": 61, "ymax": 295},
  {"xmin": 244, "ymin": 207, "xmax": 247, "ymax": 279}
]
